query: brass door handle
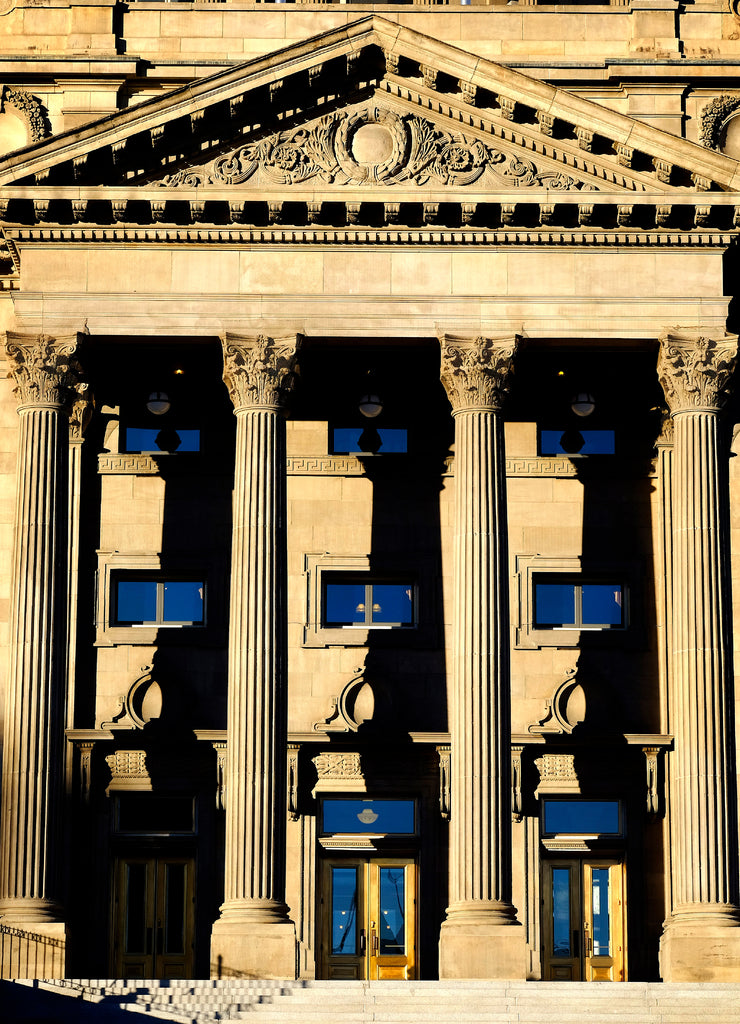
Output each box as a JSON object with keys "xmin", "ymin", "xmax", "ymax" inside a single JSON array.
[
  {"xmin": 360, "ymin": 929, "xmax": 366, "ymax": 953},
  {"xmin": 372, "ymin": 931, "xmax": 379, "ymax": 954}
]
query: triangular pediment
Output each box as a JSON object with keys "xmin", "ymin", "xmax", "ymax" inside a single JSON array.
[{"xmin": 0, "ymin": 15, "xmax": 738, "ymax": 244}]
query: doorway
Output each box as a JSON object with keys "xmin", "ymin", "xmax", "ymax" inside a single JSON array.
[
  {"xmin": 113, "ymin": 855, "xmax": 195, "ymax": 978},
  {"xmin": 319, "ymin": 857, "xmax": 417, "ymax": 979},
  {"xmin": 542, "ymin": 859, "xmax": 625, "ymax": 981}
]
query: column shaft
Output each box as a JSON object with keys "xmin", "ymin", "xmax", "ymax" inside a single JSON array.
[
  {"xmin": 438, "ymin": 333, "xmax": 524, "ymax": 979},
  {"xmin": 0, "ymin": 407, "xmax": 67, "ymax": 918},
  {"xmin": 449, "ymin": 408, "xmax": 512, "ymax": 911},
  {"xmin": 223, "ymin": 407, "xmax": 287, "ymax": 914},
  {"xmin": 211, "ymin": 333, "xmax": 299, "ymax": 979},
  {"xmin": 670, "ymin": 410, "xmax": 736, "ymax": 909},
  {"xmin": 657, "ymin": 329, "xmax": 740, "ymax": 981}
]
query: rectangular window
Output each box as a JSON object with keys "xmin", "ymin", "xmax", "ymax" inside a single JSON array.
[
  {"xmin": 322, "ymin": 799, "xmax": 416, "ymax": 835},
  {"xmin": 534, "ymin": 579, "xmax": 625, "ymax": 629},
  {"xmin": 115, "ymin": 579, "xmax": 205, "ymax": 626},
  {"xmin": 540, "ymin": 429, "xmax": 615, "ymax": 456},
  {"xmin": 332, "ymin": 427, "xmax": 408, "ymax": 454},
  {"xmin": 323, "ymin": 580, "xmax": 415, "ymax": 629},
  {"xmin": 123, "ymin": 427, "xmax": 200, "ymax": 453},
  {"xmin": 542, "ymin": 800, "xmax": 622, "ymax": 837}
]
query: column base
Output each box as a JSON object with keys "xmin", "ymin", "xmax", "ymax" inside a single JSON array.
[
  {"xmin": 660, "ymin": 909, "xmax": 740, "ymax": 981},
  {"xmin": 439, "ymin": 905, "xmax": 526, "ymax": 979},
  {"xmin": 211, "ymin": 905, "xmax": 296, "ymax": 980}
]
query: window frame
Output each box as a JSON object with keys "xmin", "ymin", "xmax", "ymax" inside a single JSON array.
[
  {"xmin": 303, "ymin": 553, "xmax": 438, "ymax": 649},
  {"xmin": 322, "ymin": 577, "xmax": 417, "ymax": 630},
  {"xmin": 533, "ymin": 577, "xmax": 626, "ymax": 631},
  {"xmin": 113, "ymin": 577, "xmax": 206, "ymax": 628},
  {"xmin": 96, "ymin": 552, "xmax": 212, "ymax": 646},
  {"xmin": 514, "ymin": 555, "xmax": 639, "ymax": 650}
]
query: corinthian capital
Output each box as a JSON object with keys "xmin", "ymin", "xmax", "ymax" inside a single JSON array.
[
  {"xmin": 657, "ymin": 330, "xmax": 738, "ymax": 414},
  {"xmin": 439, "ymin": 333, "xmax": 519, "ymax": 412},
  {"xmin": 222, "ymin": 333, "xmax": 302, "ymax": 412},
  {"xmin": 5, "ymin": 332, "xmax": 85, "ymax": 411}
]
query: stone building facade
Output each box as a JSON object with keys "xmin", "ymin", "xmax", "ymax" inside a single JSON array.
[{"xmin": 0, "ymin": 0, "xmax": 739, "ymax": 985}]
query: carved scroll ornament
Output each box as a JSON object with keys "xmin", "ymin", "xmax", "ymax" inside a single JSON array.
[
  {"xmin": 155, "ymin": 106, "xmax": 586, "ymax": 192},
  {"xmin": 439, "ymin": 333, "xmax": 519, "ymax": 412},
  {"xmin": 221, "ymin": 333, "xmax": 301, "ymax": 411},
  {"xmin": 5, "ymin": 332, "xmax": 86, "ymax": 411},
  {"xmin": 657, "ymin": 331, "xmax": 739, "ymax": 414}
]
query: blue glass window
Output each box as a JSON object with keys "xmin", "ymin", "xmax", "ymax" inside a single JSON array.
[
  {"xmin": 323, "ymin": 581, "xmax": 415, "ymax": 628},
  {"xmin": 540, "ymin": 429, "xmax": 615, "ymax": 456},
  {"xmin": 330, "ymin": 866, "xmax": 359, "ymax": 955},
  {"xmin": 115, "ymin": 579, "xmax": 205, "ymax": 626},
  {"xmin": 332, "ymin": 427, "xmax": 407, "ymax": 454},
  {"xmin": 535, "ymin": 580, "xmax": 625, "ymax": 629},
  {"xmin": 124, "ymin": 427, "xmax": 200, "ymax": 453},
  {"xmin": 322, "ymin": 799, "xmax": 416, "ymax": 835},
  {"xmin": 543, "ymin": 800, "xmax": 621, "ymax": 836}
]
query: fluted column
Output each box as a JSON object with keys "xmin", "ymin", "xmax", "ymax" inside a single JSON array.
[
  {"xmin": 438, "ymin": 333, "xmax": 525, "ymax": 979},
  {"xmin": 0, "ymin": 333, "xmax": 83, "ymax": 971},
  {"xmin": 657, "ymin": 329, "xmax": 740, "ymax": 981},
  {"xmin": 210, "ymin": 332, "xmax": 300, "ymax": 980}
]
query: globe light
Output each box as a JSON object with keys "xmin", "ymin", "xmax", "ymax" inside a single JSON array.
[
  {"xmin": 146, "ymin": 391, "xmax": 171, "ymax": 415},
  {"xmin": 571, "ymin": 392, "xmax": 596, "ymax": 417}
]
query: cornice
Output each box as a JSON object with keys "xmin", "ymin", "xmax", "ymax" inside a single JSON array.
[{"xmin": 4, "ymin": 224, "xmax": 736, "ymax": 248}]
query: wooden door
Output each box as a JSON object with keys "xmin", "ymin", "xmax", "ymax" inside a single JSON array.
[
  {"xmin": 319, "ymin": 857, "xmax": 416, "ymax": 980},
  {"xmin": 113, "ymin": 856, "xmax": 194, "ymax": 978},
  {"xmin": 542, "ymin": 859, "xmax": 625, "ymax": 981}
]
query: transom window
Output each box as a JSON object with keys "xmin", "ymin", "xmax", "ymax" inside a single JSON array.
[
  {"xmin": 332, "ymin": 427, "xmax": 408, "ymax": 454},
  {"xmin": 123, "ymin": 426, "xmax": 200, "ymax": 453},
  {"xmin": 534, "ymin": 578, "xmax": 625, "ymax": 630},
  {"xmin": 323, "ymin": 580, "xmax": 415, "ymax": 628},
  {"xmin": 114, "ymin": 579, "xmax": 205, "ymax": 626},
  {"xmin": 539, "ymin": 429, "xmax": 615, "ymax": 456},
  {"xmin": 321, "ymin": 799, "xmax": 416, "ymax": 835},
  {"xmin": 542, "ymin": 799, "xmax": 622, "ymax": 837}
]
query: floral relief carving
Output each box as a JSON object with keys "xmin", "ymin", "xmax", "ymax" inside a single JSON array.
[
  {"xmin": 155, "ymin": 105, "xmax": 588, "ymax": 192},
  {"xmin": 534, "ymin": 753, "xmax": 581, "ymax": 795},
  {"xmin": 439, "ymin": 333, "xmax": 519, "ymax": 412},
  {"xmin": 221, "ymin": 333, "xmax": 301, "ymax": 411},
  {"xmin": 657, "ymin": 331, "xmax": 739, "ymax": 413},
  {"xmin": 5, "ymin": 332, "xmax": 86, "ymax": 410}
]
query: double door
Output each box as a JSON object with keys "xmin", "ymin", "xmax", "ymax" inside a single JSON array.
[
  {"xmin": 113, "ymin": 855, "xmax": 195, "ymax": 979},
  {"xmin": 542, "ymin": 859, "xmax": 625, "ymax": 981},
  {"xmin": 320, "ymin": 857, "xmax": 416, "ymax": 980}
]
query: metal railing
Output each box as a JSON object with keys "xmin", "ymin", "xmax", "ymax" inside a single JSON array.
[{"xmin": 0, "ymin": 922, "xmax": 66, "ymax": 979}]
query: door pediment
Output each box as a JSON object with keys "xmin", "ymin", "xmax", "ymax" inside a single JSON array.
[{"xmin": 0, "ymin": 13, "xmax": 738, "ymax": 201}]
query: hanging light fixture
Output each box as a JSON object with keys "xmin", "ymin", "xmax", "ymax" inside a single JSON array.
[
  {"xmin": 570, "ymin": 392, "xmax": 596, "ymax": 417},
  {"xmin": 146, "ymin": 391, "xmax": 171, "ymax": 415},
  {"xmin": 358, "ymin": 370, "xmax": 383, "ymax": 419}
]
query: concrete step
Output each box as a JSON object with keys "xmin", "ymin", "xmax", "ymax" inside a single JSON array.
[{"xmin": 7, "ymin": 980, "xmax": 740, "ymax": 1024}]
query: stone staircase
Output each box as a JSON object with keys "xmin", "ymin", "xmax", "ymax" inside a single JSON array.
[{"xmin": 5, "ymin": 979, "xmax": 740, "ymax": 1024}]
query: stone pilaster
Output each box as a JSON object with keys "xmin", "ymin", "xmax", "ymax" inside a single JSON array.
[
  {"xmin": 657, "ymin": 329, "xmax": 740, "ymax": 981},
  {"xmin": 0, "ymin": 333, "xmax": 84, "ymax": 974},
  {"xmin": 210, "ymin": 332, "xmax": 300, "ymax": 979},
  {"xmin": 438, "ymin": 333, "xmax": 525, "ymax": 979}
]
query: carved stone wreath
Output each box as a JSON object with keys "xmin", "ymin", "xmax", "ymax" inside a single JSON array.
[
  {"xmin": 155, "ymin": 105, "xmax": 586, "ymax": 191},
  {"xmin": 699, "ymin": 95, "xmax": 740, "ymax": 151},
  {"xmin": 1, "ymin": 85, "xmax": 50, "ymax": 144}
]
